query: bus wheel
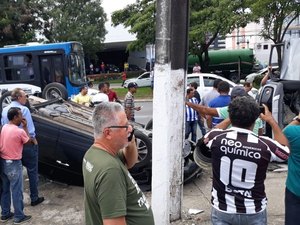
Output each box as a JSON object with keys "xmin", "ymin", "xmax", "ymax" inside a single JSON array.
[{"xmin": 42, "ymin": 83, "xmax": 68, "ymax": 100}]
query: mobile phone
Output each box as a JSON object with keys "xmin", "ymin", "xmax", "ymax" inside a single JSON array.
[
  {"xmin": 128, "ymin": 129, "xmax": 135, "ymax": 142},
  {"xmin": 259, "ymin": 106, "xmax": 265, "ymax": 114}
]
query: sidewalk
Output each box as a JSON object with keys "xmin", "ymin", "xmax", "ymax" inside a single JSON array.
[
  {"xmin": 17, "ymin": 164, "xmax": 287, "ymax": 225},
  {"xmin": 171, "ymin": 163, "xmax": 287, "ymax": 225}
]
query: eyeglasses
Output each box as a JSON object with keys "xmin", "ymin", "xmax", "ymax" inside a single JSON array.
[{"xmin": 106, "ymin": 124, "xmax": 132, "ymax": 131}]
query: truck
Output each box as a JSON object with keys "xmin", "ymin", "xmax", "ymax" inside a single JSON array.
[{"xmin": 188, "ymin": 48, "xmax": 256, "ymax": 83}]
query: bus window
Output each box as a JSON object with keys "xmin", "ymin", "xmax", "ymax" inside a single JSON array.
[
  {"xmin": 69, "ymin": 53, "xmax": 86, "ymax": 85},
  {"xmin": 39, "ymin": 55, "xmax": 64, "ymax": 87},
  {"xmin": 4, "ymin": 54, "xmax": 34, "ymax": 81},
  {"xmin": 53, "ymin": 56, "xmax": 64, "ymax": 83}
]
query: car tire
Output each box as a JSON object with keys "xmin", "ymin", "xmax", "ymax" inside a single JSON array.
[
  {"xmin": 145, "ymin": 118, "xmax": 153, "ymax": 130},
  {"xmin": 42, "ymin": 83, "xmax": 68, "ymax": 100},
  {"xmin": 133, "ymin": 129, "xmax": 152, "ymax": 169},
  {"xmin": 0, "ymin": 91, "xmax": 32, "ymax": 115},
  {"xmin": 0, "ymin": 91, "xmax": 12, "ymax": 115},
  {"xmin": 229, "ymin": 73, "xmax": 240, "ymax": 83}
]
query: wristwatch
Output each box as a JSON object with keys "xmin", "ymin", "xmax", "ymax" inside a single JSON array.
[{"xmin": 293, "ymin": 116, "xmax": 300, "ymax": 123}]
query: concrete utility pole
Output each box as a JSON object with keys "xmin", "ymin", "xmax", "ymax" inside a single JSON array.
[{"xmin": 151, "ymin": 0, "xmax": 189, "ymax": 224}]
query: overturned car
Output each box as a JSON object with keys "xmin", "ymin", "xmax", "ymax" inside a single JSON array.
[{"xmin": 1, "ymin": 95, "xmax": 201, "ymax": 190}]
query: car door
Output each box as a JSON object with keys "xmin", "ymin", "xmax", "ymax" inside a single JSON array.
[
  {"xmin": 257, "ymin": 81, "xmax": 284, "ymax": 138},
  {"xmin": 202, "ymin": 75, "xmax": 217, "ymax": 97},
  {"xmin": 138, "ymin": 72, "xmax": 151, "ymax": 87},
  {"xmin": 33, "ymin": 116, "xmax": 59, "ymax": 172},
  {"xmin": 55, "ymin": 126, "xmax": 93, "ymax": 178}
]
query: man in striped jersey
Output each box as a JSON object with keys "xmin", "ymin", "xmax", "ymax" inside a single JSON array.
[
  {"xmin": 185, "ymin": 88, "xmax": 199, "ymax": 142},
  {"xmin": 204, "ymin": 96, "xmax": 290, "ymax": 225}
]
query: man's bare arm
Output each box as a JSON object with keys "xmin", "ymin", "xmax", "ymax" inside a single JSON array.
[
  {"xmin": 104, "ymin": 216, "xmax": 126, "ymax": 225},
  {"xmin": 215, "ymin": 118, "xmax": 231, "ymax": 130},
  {"xmin": 260, "ymin": 104, "xmax": 289, "ymax": 146},
  {"xmin": 186, "ymin": 101, "xmax": 218, "ymax": 116}
]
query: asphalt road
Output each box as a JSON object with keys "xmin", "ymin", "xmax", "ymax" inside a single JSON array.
[{"xmin": 135, "ymin": 101, "xmax": 153, "ymax": 125}]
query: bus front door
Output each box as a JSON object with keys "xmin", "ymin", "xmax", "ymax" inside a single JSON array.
[{"xmin": 39, "ymin": 55, "xmax": 65, "ymax": 89}]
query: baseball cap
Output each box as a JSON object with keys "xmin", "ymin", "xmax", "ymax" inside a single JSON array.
[
  {"xmin": 231, "ymin": 86, "xmax": 247, "ymax": 98},
  {"xmin": 128, "ymin": 82, "xmax": 138, "ymax": 89}
]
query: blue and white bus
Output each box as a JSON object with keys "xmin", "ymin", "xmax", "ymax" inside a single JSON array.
[{"xmin": 0, "ymin": 41, "xmax": 87, "ymax": 100}]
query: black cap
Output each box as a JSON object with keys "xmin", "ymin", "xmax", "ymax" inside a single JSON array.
[
  {"xmin": 128, "ymin": 82, "xmax": 138, "ymax": 89},
  {"xmin": 231, "ymin": 86, "xmax": 247, "ymax": 98}
]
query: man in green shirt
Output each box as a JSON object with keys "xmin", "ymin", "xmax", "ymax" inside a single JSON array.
[{"xmin": 82, "ymin": 102, "xmax": 154, "ymax": 225}]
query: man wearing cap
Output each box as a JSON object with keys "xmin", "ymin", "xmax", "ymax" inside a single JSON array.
[
  {"xmin": 124, "ymin": 82, "xmax": 141, "ymax": 121},
  {"xmin": 186, "ymin": 86, "xmax": 263, "ymax": 135}
]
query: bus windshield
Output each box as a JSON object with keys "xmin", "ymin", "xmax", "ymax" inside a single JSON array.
[{"xmin": 69, "ymin": 53, "xmax": 87, "ymax": 85}]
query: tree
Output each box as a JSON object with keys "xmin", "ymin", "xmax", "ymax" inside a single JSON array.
[
  {"xmin": 38, "ymin": 0, "xmax": 107, "ymax": 58},
  {"xmin": 111, "ymin": 0, "xmax": 156, "ymax": 51},
  {"xmin": 0, "ymin": 0, "xmax": 42, "ymax": 46},
  {"xmin": 112, "ymin": 0, "xmax": 252, "ymax": 73},
  {"xmin": 189, "ymin": 0, "xmax": 252, "ymax": 72},
  {"xmin": 248, "ymin": 0, "xmax": 300, "ymax": 66}
]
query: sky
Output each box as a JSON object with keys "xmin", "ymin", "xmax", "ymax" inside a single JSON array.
[{"xmin": 102, "ymin": 0, "xmax": 136, "ymax": 43}]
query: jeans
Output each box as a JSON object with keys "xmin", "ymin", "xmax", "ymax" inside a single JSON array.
[
  {"xmin": 185, "ymin": 120, "xmax": 197, "ymax": 142},
  {"xmin": 211, "ymin": 207, "xmax": 267, "ymax": 225},
  {"xmin": 197, "ymin": 118, "xmax": 206, "ymax": 136},
  {"xmin": 0, "ymin": 159, "xmax": 24, "ymax": 220},
  {"xmin": 22, "ymin": 144, "xmax": 39, "ymax": 202},
  {"xmin": 285, "ymin": 187, "xmax": 300, "ymax": 225}
]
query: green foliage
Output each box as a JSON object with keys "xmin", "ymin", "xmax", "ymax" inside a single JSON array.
[
  {"xmin": 38, "ymin": 0, "xmax": 107, "ymax": 58},
  {"xmin": 111, "ymin": 0, "xmax": 253, "ymax": 71},
  {"xmin": 249, "ymin": 0, "xmax": 300, "ymax": 43},
  {"xmin": 248, "ymin": 0, "xmax": 300, "ymax": 65},
  {"xmin": 111, "ymin": 0, "xmax": 156, "ymax": 51},
  {"xmin": 0, "ymin": 0, "xmax": 42, "ymax": 46}
]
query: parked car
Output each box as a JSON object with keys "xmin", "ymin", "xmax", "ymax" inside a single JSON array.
[
  {"xmin": 106, "ymin": 64, "xmax": 120, "ymax": 73},
  {"xmin": 245, "ymin": 67, "xmax": 269, "ymax": 83},
  {"xmin": 0, "ymin": 96, "xmax": 201, "ymax": 189},
  {"xmin": 123, "ymin": 72, "xmax": 151, "ymax": 88},
  {"xmin": 128, "ymin": 64, "xmax": 145, "ymax": 72},
  {"xmin": 187, "ymin": 73, "xmax": 258, "ymax": 100}
]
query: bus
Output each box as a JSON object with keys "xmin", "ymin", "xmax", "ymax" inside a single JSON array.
[{"xmin": 0, "ymin": 41, "xmax": 87, "ymax": 100}]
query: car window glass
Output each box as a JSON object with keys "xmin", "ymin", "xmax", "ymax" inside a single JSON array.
[
  {"xmin": 187, "ymin": 76, "xmax": 200, "ymax": 86},
  {"xmin": 203, "ymin": 77, "xmax": 215, "ymax": 87},
  {"xmin": 4, "ymin": 54, "xmax": 34, "ymax": 81},
  {"xmin": 140, "ymin": 73, "xmax": 150, "ymax": 79}
]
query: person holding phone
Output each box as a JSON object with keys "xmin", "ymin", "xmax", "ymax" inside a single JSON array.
[
  {"xmin": 0, "ymin": 107, "xmax": 34, "ymax": 223},
  {"xmin": 124, "ymin": 82, "xmax": 141, "ymax": 122},
  {"xmin": 204, "ymin": 97, "xmax": 289, "ymax": 225},
  {"xmin": 82, "ymin": 102, "xmax": 154, "ymax": 225}
]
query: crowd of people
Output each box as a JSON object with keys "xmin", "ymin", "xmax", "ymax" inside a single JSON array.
[
  {"xmin": 185, "ymin": 76, "xmax": 300, "ymax": 225},
  {"xmin": 1, "ymin": 73, "xmax": 299, "ymax": 225},
  {"xmin": 0, "ymin": 88, "xmax": 44, "ymax": 224}
]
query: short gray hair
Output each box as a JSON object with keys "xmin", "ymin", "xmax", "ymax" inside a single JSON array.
[{"xmin": 92, "ymin": 102, "xmax": 124, "ymax": 138}]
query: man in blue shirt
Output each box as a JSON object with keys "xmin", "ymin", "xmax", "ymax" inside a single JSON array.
[
  {"xmin": 1, "ymin": 88, "xmax": 44, "ymax": 207},
  {"xmin": 208, "ymin": 81, "xmax": 231, "ymax": 127}
]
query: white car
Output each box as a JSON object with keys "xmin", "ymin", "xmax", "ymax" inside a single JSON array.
[
  {"xmin": 245, "ymin": 67, "xmax": 268, "ymax": 83},
  {"xmin": 187, "ymin": 73, "xmax": 258, "ymax": 100},
  {"xmin": 123, "ymin": 72, "xmax": 151, "ymax": 88}
]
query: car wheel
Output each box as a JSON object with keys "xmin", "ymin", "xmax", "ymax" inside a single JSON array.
[
  {"xmin": 229, "ymin": 73, "xmax": 240, "ymax": 83},
  {"xmin": 0, "ymin": 91, "xmax": 32, "ymax": 115},
  {"xmin": 133, "ymin": 129, "xmax": 152, "ymax": 169},
  {"xmin": 42, "ymin": 83, "xmax": 68, "ymax": 100},
  {"xmin": 145, "ymin": 118, "xmax": 153, "ymax": 130},
  {"xmin": 0, "ymin": 91, "xmax": 12, "ymax": 115}
]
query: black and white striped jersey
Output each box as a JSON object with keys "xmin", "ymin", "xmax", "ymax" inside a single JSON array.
[{"xmin": 205, "ymin": 127, "xmax": 290, "ymax": 214}]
